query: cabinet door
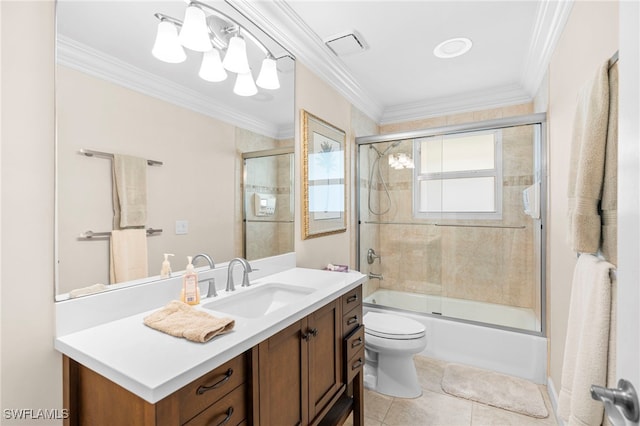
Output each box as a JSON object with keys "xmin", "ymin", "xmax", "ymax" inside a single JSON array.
[
  {"xmin": 307, "ymin": 299, "xmax": 342, "ymax": 421},
  {"xmin": 258, "ymin": 320, "xmax": 308, "ymax": 426}
]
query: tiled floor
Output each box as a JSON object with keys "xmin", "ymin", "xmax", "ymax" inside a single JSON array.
[{"xmin": 345, "ymin": 356, "xmax": 558, "ymax": 426}]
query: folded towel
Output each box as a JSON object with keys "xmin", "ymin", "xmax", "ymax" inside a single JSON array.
[
  {"xmin": 558, "ymin": 254, "xmax": 614, "ymax": 426},
  {"xmin": 567, "ymin": 61, "xmax": 610, "ymax": 254},
  {"xmin": 69, "ymin": 283, "xmax": 107, "ymax": 298},
  {"xmin": 143, "ymin": 300, "xmax": 235, "ymax": 343},
  {"xmin": 112, "ymin": 154, "xmax": 148, "ymax": 229},
  {"xmin": 109, "ymin": 229, "xmax": 148, "ymax": 284}
]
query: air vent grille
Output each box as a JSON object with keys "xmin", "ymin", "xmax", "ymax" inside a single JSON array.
[{"xmin": 324, "ymin": 30, "xmax": 368, "ymax": 56}]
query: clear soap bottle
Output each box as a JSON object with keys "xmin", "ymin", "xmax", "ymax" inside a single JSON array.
[{"xmin": 160, "ymin": 253, "xmax": 174, "ymax": 278}]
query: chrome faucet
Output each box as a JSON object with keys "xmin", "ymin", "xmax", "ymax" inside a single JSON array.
[
  {"xmin": 192, "ymin": 253, "xmax": 217, "ymax": 297},
  {"xmin": 367, "ymin": 248, "xmax": 381, "ymax": 264},
  {"xmin": 368, "ymin": 272, "xmax": 383, "ymax": 280},
  {"xmin": 226, "ymin": 258, "xmax": 254, "ymax": 292}
]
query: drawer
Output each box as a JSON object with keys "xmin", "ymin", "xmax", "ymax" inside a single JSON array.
[
  {"xmin": 173, "ymin": 352, "xmax": 247, "ymax": 424},
  {"xmin": 344, "ymin": 325, "xmax": 365, "ymax": 362},
  {"xmin": 346, "ymin": 347, "xmax": 365, "ymax": 384},
  {"xmin": 342, "ymin": 286, "xmax": 362, "ymax": 316},
  {"xmin": 183, "ymin": 383, "xmax": 247, "ymax": 426},
  {"xmin": 342, "ymin": 309, "xmax": 361, "ymax": 337}
]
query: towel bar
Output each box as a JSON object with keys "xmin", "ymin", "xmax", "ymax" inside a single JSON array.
[
  {"xmin": 80, "ymin": 148, "xmax": 163, "ymax": 166},
  {"xmin": 79, "ymin": 228, "xmax": 163, "ymax": 239}
]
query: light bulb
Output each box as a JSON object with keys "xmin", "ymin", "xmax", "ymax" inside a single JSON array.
[
  {"xmin": 152, "ymin": 20, "xmax": 186, "ymax": 63},
  {"xmin": 223, "ymin": 35, "xmax": 250, "ymax": 74},
  {"xmin": 199, "ymin": 49, "xmax": 227, "ymax": 82},
  {"xmin": 233, "ymin": 71, "xmax": 257, "ymax": 96},
  {"xmin": 256, "ymin": 57, "xmax": 280, "ymax": 90},
  {"xmin": 178, "ymin": 4, "xmax": 212, "ymax": 52}
]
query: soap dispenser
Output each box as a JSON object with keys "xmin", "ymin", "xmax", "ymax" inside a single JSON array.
[
  {"xmin": 160, "ymin": 253, "xmax": 174, "ymax": 278},
  {"xmin": 181, "ymin": 256, "xmax": 200, "ymax": 305}
]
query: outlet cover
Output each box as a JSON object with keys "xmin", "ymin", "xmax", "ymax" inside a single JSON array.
[{"xmin": 175, "ymin": 220, "xmax": 188, "ymax": 235}]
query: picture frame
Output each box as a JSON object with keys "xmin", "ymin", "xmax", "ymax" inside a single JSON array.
[{"xmin": 301, "ymin": 110, "xmax": 347, "ymax": 239}]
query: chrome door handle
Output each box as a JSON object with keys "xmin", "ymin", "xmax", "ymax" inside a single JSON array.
[{"xmin": 591, "ymin": 379, "xmax": 640, "ymax": 423}]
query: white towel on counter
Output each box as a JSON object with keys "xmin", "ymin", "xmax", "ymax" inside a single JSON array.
[
  {"xmin": 109, "ymin": 229, "xmax": 148, "ymax": 284},
  {"xmin": 558, "ymin": 254, "xmax": 614, "ymax": 426},
  {"xmin": 112, "ymin": 154, "xmax": 148, "ymax": 229}
]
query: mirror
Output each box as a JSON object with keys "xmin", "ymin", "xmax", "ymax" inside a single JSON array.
[
  {"xmin": 55, "ymin": 1, "xmax": 295, "ymax": 299},
  {"xmin": 301, "ymin": 110, "xmax": 347, "ymax": 239}
]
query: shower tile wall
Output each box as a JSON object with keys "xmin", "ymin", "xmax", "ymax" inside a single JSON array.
[
  {"xmin": 235, "ymin": 128, "xmax": 293, "ymax": 259},
  {"xmin": 365, "ymin": 103, "xmax": 538, "ymax": 312}
]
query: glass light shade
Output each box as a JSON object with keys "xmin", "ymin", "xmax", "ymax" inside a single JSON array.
[
  {"xmin": 178, "ymin": 5, "xmax": 212, "ymax": 52},
  {"xmin": 198, "ymin": 49, "xmax": 227, "ymax": 82},
  {"xmin": 152, "ymin": 21, "xmax": 186, "ymax": 63},
  {"xmin": 222, "ymin": 35, "xmax": 250, "ymax": 74},
  {"xmin": 233, "ymin": 71, "xmax": 257, "ymax": 96},
  {"xmin": 256, "ymin": 57, "xmax": 280, "ymax": 89}
]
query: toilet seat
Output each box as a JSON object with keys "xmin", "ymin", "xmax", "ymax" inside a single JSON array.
[{"xmin": 364, "ymin": 312, "xmax": 425, "ymax": 340}]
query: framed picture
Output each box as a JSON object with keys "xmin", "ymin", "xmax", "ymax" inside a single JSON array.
[{"xmin": 301, "ymin": 110, "xmax": 347, "ymax": 239}]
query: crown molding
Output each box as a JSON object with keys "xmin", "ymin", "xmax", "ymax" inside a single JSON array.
[
  {"xmin": 56, "ymin": 35, "xmax": 285, "ymax": 139},
  {"xmin": 521, "ymin": 0, "xmax": 574, "ymax": 97},
  {"xmin": 230, "ymin": 0, "xmax": 385, "ymax": 123},
  {"xmin": 380, "ymin": 84, "xmax": 532, "ymax": 125}
]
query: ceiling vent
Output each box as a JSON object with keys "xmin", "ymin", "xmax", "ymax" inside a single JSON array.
[{"xmin": 324, "ymin": 30, "xmax": 369, "ymax": 57}]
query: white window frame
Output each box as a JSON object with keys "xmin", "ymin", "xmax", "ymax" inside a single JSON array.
[{"xmin": 413, "ymin": 129, "xmax": 503, "ymax": 220}]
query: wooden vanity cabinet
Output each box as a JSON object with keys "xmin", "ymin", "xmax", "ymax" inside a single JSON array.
[
  {"xmin": 63, "ymin": 285, "xmax": 364, "ymax": 426},
  {"xmin": 256, "ymin": 299, "xmax": 343, "ymax": 426}
]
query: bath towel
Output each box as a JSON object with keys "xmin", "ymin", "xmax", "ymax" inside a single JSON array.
[
  {"xmin": 601, "ymin": 61, "xmax": 618, "ymax": 266},
  {"xmin": 143, "ymin": 300, "xmax": 235, "ymax": 343},
  {"xmin": 558, "ymin": 254, "xmax": 614, "ymax": 426},
  {"xmin": 109, "ymin": 229, "xmax": 148, "ymax": 284},
  {"xmin": 567, "ymin": 61, "xmax": 610, "ymax": 254},
  {"xmin": 112, "ymin": 154, "xmax": 147, "ymax": 229}
]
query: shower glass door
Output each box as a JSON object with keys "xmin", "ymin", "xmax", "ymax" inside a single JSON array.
[
  {"xmin": 357, "ymin": 116, "xmax": 545, "ymax": 334},
  {"xmin": 243, "ymin": 148, "xmax": 294, "ymax": 260}
]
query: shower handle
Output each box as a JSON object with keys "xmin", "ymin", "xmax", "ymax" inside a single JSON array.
[{"xmin": 367, "ymin": 248, "xmax": 380, "ymax": 264}]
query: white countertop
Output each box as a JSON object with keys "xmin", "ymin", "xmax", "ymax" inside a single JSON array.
[{"xmin": 54, "ymin": 267, "xmax": 366, "ymax": 403}]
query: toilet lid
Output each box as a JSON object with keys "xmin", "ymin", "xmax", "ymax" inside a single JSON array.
[{"xmin": 364, "ymin": 312, "xmax": 425, "ymax": 339}]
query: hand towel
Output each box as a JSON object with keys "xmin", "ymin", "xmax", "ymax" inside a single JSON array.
[
  {"xmin": 558, "ymin": 254, "xmax": 614, "ymax": 426},
  {"xmin": 109, "ymin": 229, "xmax": 148, "ymax": 284},
  {"xmin": 601, "ymin": 61, "xmax": 618, "ymax": 266},
  {"xmin": 69, "ymin": 283, "xmax": 107, "ymax": 298},
  {"xmin": 112, "ymin": 154, "xmax": 148, "ymax": 229},
  {"xmin": 567, "ymin": 61, "xmax": 610, "ymax": 254},
  {"xmin": 143, "ymin": 300, "xmax": 235, "ymax": 343}
]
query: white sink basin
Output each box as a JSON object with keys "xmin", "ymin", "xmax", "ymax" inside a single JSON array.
[{"xmin": 202, "ymin": 283, "xmax": 316, "ymax": 319}]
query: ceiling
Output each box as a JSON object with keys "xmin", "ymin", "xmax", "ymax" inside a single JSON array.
[{"xmin": 57, "ymin": 1, "xmax": 573, "ymax": 133}]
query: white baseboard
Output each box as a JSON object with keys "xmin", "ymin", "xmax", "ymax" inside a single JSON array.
[{"xmin": 547, "ymin": 376, "xmax": 565, "ymax": 426}]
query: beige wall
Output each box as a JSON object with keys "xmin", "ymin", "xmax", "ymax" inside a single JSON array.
[
  {"xmin": 294, "ymin": 63, "xmax": 355, "ymax": 269},
  {"xmin": 1, "ymin": 1, "xmax": 61, "ymax": 424},
  {"xmin": 57, "ymin": 66, "xmax": 237, "ymax": 293},
  {"xmin": 546, "ymin": 0, "xmax": 618, "ymax": 390}
]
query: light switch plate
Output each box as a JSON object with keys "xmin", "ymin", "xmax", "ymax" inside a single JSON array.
[{"xmin": 175, "ymin": 220, "xmax": 188, "ymax": 235}]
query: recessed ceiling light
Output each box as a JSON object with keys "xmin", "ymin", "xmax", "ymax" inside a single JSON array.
[{"xmin": 433, "ymin": 37, "xmax": 473, "ymax": 59}]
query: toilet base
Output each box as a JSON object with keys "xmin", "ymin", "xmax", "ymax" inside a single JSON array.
[{"xmin": 364, "ymin": 351, "xmax": 422, "ymax": 399}]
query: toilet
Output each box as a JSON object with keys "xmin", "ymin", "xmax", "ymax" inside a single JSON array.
[{"xmin": 363, "ymin": 311, "xmax": 427, "ymax": 398}]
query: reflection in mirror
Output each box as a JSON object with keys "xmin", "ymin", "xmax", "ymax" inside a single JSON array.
[
  {"xmin": 243, "ymin": 148, "xmax": 295, "ymax": 260},
  {"xmin": 55, "ymin": 1, "xmax": 295, "ymax": 300}
]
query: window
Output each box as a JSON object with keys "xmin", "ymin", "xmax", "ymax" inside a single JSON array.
[{"xmin": 414, "ymin": 130, "xmax": 502, "ymax": 219}]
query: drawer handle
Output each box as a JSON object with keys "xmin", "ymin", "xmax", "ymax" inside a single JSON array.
[
  {"xmin": 347, "ymin": 315, "xmax": 358, "ymax": 325},
  {"xmin": 351, "ymin": 337, "xmax": 363, "ymax": 348},
  {"xmin": 212, "ymin": 407, "xmax": 234, "ymax": 426},
  {"xmin": 310, "ymin": 328, "xmax": 318, "ymax": 337},
  {"xmin": 196, "ymin": 369, "xmax": 233, "ymax": 395},
  {"xmin": 352, "ymin": 358, "xmax": 364, "ymax": 370},
  {"xmin": 347, "ymin": 295, "xmax": 358, "ymax": 303}
]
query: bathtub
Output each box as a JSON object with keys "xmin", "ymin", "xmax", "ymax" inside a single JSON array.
[{"xmin": 363, "ymin": 289, "xmax": 547, "ymax": 384}]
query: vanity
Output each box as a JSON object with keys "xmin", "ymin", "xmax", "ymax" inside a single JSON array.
[{"xmin": 56, "ymin": 257, "xmax": 366, "ymax": 426}]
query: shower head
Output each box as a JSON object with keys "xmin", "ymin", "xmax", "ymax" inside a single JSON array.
[{"xmin": 369, "ymin": 140, "xmax": 403, "ymax": 158}]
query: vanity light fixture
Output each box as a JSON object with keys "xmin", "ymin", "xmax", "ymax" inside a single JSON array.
[
  {"xmin": 389, "ymin": 153, "xmax": 415, "ymax": 169},
  {"xmin": 152, "ymin": 1, "xmax": 282, "ymax": 97}
]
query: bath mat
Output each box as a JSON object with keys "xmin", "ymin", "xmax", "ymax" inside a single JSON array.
[{"xmin": 441, "ymin": 363, "xmax": 549, "ymax": 418}]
